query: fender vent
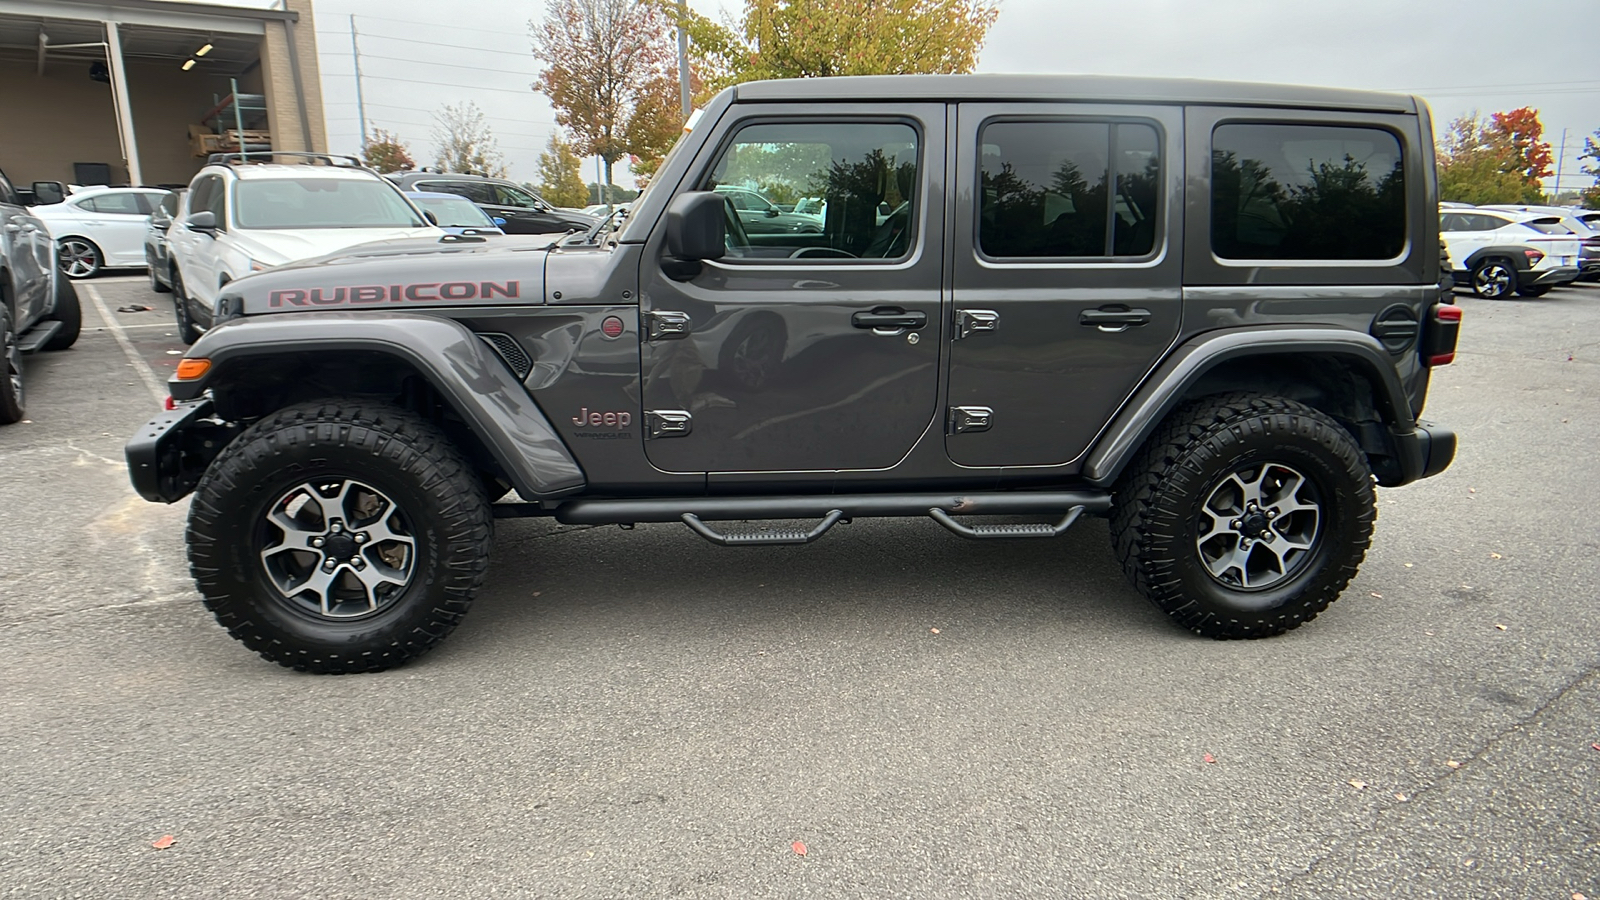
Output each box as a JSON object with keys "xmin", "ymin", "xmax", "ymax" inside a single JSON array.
[
  {"xmin": 1370, "ymin": 305, "xmax": 1420, "ymax": 354},
  {"xmin": 478, "ymin": 332, "xmax": 533, "ymax": 379}
]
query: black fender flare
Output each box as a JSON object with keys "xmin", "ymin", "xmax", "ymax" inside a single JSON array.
[
  {"xmin": 1461, "ymin": 246, "xmax": 1531, "ymax": 273},
  {"xmin": 172, "ymin": 311, "xmax": 586, "ymax": 499},
  {"xmin": 1082, "ymin": 327, "xmax": 1416, "ymax": 487}
]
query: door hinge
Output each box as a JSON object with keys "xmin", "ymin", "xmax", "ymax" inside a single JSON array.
[
  {"xmin": 645, "ymin": 310, "xmax": 692, "ymax": 341},
  {"xmin": 948, "ymin": 406, "xmax": 993, "ymax": 434},
  {"xmin": 954, "ymin": 309, "xmax": 999, "ymax": 340},
  {"xmin": 645, "ymin": 409, "xmax": 693, "ymax": 438}
]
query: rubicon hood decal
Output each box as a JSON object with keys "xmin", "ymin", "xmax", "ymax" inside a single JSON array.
[{"xmin": 270, "ymin": 281, "xmax": 521, "ymax": 307}]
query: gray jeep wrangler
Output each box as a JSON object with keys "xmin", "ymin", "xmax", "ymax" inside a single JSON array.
[{"xmin": 126, "ymin": 75, "xmax": 1460, "ymax": 673}]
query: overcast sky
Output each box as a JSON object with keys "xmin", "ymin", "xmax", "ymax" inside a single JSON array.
[{"xmin": 220, "ymin": 0, "xmax": 1597, "ymax": 193}]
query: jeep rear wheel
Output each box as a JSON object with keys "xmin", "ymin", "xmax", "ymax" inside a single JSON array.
[
  {"xmin": 1471, "ymin": 259, "xmax": 1517, "ymax": 299},
  {"xmin": 187, "ymin": 401, "xmax": 493, "ymax": 673},
  {"xmin": 1110, "ymin": 393, "xmax": 1375, "ymax": 639}
]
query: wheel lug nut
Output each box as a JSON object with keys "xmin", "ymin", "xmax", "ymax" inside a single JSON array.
[
  {"xmin": 354, "ymin": 533, "xmax": 367, "ymax": 544},
  {"xmin": 331, "ymin": 522, "xmax": 343, "ymax": 533},
  {"xmin": 323, "ymin": 559, "xmax": 336, "ymax": 570},
  {"xmin": 312, "ymin": 537, "xmax": 325, "ymax": 548},
  {"xmin": 1230, "ymin": 519, "xmax": 1241, "ymax": 529}
]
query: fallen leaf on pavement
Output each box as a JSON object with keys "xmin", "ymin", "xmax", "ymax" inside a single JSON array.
[
  {"xmin": 1404, "ymin": 563, "xmax": 1414, "ymax": 568},
  {"xmin": 930, "ymin": 627, "xmax": 940, "ymax": 634},
  {"xmin": 1348, "ymin": 779, "xmax": 1367, "ymax": 790},
  {"xmin": 1574, "ymin": 892, "xmax": 1588, "ymax": 900},
  {"xmin": 1590, "ymin": 743, "xmax": 1600, "ymax": 752},
  {"xmin": 151, "ymin": 835, "xmax": 175, "ymax": 850},
  {"xmin": 1203, "ymin": 753, "xmax": 1215, "ymax": 764},
  {"xmin": 1370, "ymin": 592, "xmax": 1383, "ymax": 599},
  {"xmin": 1489, "ymin": 552, "xmax": 1502, "ymax": 559},
  {"xmin": 116, "ymin": 304, "xmax": 152, "ymax": 313},
  {"xmin": 1445, "ymin": 760, "xmax": 1462, "ymax": 768},
  {"xmin": 1495, "ymin": 624, "xmax": 1507, "ymax": 631},
  {"xmin": 1468, "ymin": 487, "xmax": 1477, "ymax": 493},
  {"xmin": 792, "ymin": 840, "xmax": 807, "ymax": 857},
  {"xmin": 1394, "ymin": 793, "xmax": 1409, "ymax": 802}
]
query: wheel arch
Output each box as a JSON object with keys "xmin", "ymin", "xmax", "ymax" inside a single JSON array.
[
  {"xmin": 172, "ymin": 313, "xmax": 586, "ymax": 500},
  {"xmin": 1461, "ymin": 245, "xmax": 1532, "ymax": 272},
  {"xmin": 1084, "ymin": 328, "xmax": 1418, "ymax": 488}
]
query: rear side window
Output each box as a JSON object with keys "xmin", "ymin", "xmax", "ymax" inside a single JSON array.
[
  {"xmin": 420, "ymin": 181, "xmax": 494, "ymax": 205},
  {"xmin": 1211, "ymin": 123, "xmax": 1405, "ymax": 260},
  {"xmin": 978, "ymin": 121, "xmax": 1161, "ymax": 258},
  {"xmin": 79, "ymin": 193, "xmax": 145, "ymax": 215}
]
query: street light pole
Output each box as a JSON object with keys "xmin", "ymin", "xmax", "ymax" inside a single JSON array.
[
  {"xmin": 350, "ymin": 15, "xmax": 369, "ymax": 151},
  {"xmin": 677, "ymin": 0, "xmax": 690, "ymax": 120}
]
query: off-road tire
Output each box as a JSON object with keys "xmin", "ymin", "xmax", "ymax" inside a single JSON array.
[
  {"xmin": 148, "ymin": 258, "xmax": 171, "ymax": 293},
  {"xmin": 41, "ymin": 276, "xmax": 81, "ymax": 350},
  {"xmin": 187, "ymin": 400, "xmax": 493, "ymax": 673},
  {"xmin": 1109, "ymin": 393, "xmax": 1375, "ymax": 639},
  {"xmin": 0, "ymin": 300, "xmax": 23, "ymax": 424},
  {"xmin": 171, "ymin": 268, "xmax": 201, "ymax": 345},
  {"xmin": 1471, "ymin": 258, "xmax": 1517, "ymax": 299}
]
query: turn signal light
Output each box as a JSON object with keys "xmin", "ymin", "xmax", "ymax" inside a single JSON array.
[
  {"xmin": 175, "ymin": 358, "xmax": 211, "ymax": 380},
  {"xmin": 1523, "ymin": 249, "xmax": 1544, "ymax": 265}
]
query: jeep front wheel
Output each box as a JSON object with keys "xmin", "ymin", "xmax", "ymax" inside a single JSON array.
[
  {"xmin": 1110, "ymin": 393, "xmax": 1375, "ymax": 639},
  {"xmin": 187, "ymin": 401, "xmax": 493, "ymax": 673}
]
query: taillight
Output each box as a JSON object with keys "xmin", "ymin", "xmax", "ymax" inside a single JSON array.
[
  {"xmin": 1523, "ymin": 249, "xmax": 1544, "ymax": 265},
  {"xmin": 1424, "ymin": 303, "xmax": 1462, "ymax": 367}
]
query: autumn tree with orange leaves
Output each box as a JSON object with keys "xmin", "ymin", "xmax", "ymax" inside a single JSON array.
[
  {"xmin": 1438, "ymin": 107, "xmax": 1554, "ymax": 205},
  {"xmin": 530, "ymin": 0, "xmax": 674, "ymax": 202}
]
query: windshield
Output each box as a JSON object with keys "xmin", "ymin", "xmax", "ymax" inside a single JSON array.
[
  {"xmin": 412, "ymin": 195, "xmax": 494, "ymax": 228},
  {"xmin": 234, "ymin": 179, "xmax": 426, "ymax": 229}
]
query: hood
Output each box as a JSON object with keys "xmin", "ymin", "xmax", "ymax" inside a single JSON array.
[
  {"xmin": 232, "ymin": 226, "xmax": 443, "ymax": 266},
  {"xmin": 223, "ymin": 234, "xmax": 560, "ymax": 317}
]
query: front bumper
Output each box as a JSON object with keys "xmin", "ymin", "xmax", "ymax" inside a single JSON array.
[{"xmin": 125, "ymin": 398, "xmax": 239, "ymax": 503}]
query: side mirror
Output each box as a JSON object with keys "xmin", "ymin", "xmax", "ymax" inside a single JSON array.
[
  {"xmin": 422, "ymin": 209, "xmax": 439, "ymax": 225},
  {"xmin": 31, "ymin": 181, "xmax": 65, "ymax": 205},
  {"xmin": 665, "ymin": 192, "xmax": 726, "ymax": 262},
  {"xmin": 765, "ymin": 207, "xmax": 779, "ymax": 218},
  {"xmin": 187, "ymin": 210, "xmax": 218, "ymax": 235},
  {"xmin": 878, "ymin": 202, "xmax": 892, "ymax": 217},
  {"xmin": 492, "ymin": 217, "xmax": 507, "ymax": 227}
]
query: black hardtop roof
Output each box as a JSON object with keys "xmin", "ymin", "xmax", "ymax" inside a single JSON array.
[{"xmin": 733, "ymin": 73, "xmax": 1418, "ymax": 114}]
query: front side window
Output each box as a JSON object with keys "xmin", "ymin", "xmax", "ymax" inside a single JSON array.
[
  {"xmin": 703, "ymin": 121, "xmax": 920, "ymax": 261},
  {"xmin": 979, "ymin": 120, "xmax": 1161, "ymax": 258},
  {"xmin": 1211, "ymin": 123, "xmax": 1406, "ymax": 260},
  {"xmin": 494, "ymin": 185, "xmax": 546, "ymax": 209},
  {"xmin": 419, "ymin": 181, "xmax": 494, "ymax": 205},
  {"xmin": 234, "ymin": 179, "xmax": 426, "ymax": 229}
]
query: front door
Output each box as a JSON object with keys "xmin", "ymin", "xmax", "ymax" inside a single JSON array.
[
  {"xmin": 946, "ymin": 103, "xmax": 1184, "ymax": 467},
  {"xmin": 639, "ymin": 107, "xmax": 947, "ymax": 473}
]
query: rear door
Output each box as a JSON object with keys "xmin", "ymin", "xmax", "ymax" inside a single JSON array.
[
  {"xmin": 638, "ymin": 105, "xmax": 947, "ymax": 474},
  {"xmin": 946, "ymin": 103, "xmax": 1183, "ymax": 467}
]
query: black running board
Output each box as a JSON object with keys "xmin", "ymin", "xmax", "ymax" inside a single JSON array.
[
  {"xmin": 15, "ymin": 320, "xmax": 61, "ymax": 353},
  {"xmin": 546, "ymin": 490, "xmax": 1109, "ymax": 525}
]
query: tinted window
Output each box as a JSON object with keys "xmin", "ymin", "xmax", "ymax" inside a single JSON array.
[
  {"xmin": 1521, "ymin": 218, "xmax": 1571, "ymax": 235},
  {"xmin": 188, "ymin": 177, "xmax": 215, "ymax": 215},
  {"xmin": 411, "ymin": 195, "xmax": 494, "ymax": 227},
  {"xmin": 234, "ymin": 179, "xmax": 425, "ymax": 229},
  {"xmin": 704, "ymin": 121, "xmax": 920, "ymax": 261},
  {"xmin": 979, "ymin": 121, "xmax": 1160, "ymax": 258},
  {"xmin": 1439, "ymin": 213, "xmax": 1468, "ymax": 232},
  {"xmin": 493, "ymin": 185, "xmax": 544, "ymax": 209},
  {"xmin": 1211, "ymin": 123, "xmax": 1405, "ymax": 260},
  {"xmin": 420, "ymin": 181, "xmax": 494, "ymax": 205},
  {"xmin": 80, "ymin": 192, "xmax": 146, "ymax": 215}
]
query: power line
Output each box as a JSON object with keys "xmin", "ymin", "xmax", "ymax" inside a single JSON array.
[
  {"xmin": 344, "ymin": 32, "xmax": 532, "ymax": 58},
  {"xmin": 346, "ymin": 13, "xmax": 520, "ymax": 39},
  {"xmin": 317, "ymin": 49, "xmax": 540, "ymax": 76},
  {"xmin": 322, "ymin": 70, "xmax": 538, "ymax": 96}
]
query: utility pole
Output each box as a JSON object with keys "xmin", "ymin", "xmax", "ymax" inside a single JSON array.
[
  {"xmin": 350, "ymin": 15, "xmax": 369, "ymax": 151},
  {"xmin": 1552, "ymin": 128, "xmax": 1568, "ymax": 203},
  {"xmin": 677, "ymin": 0, "xmax": 690, "ymax": 119}
]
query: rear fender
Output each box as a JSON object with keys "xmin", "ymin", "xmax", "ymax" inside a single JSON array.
[{"xmin": 173, "ymin": 312, "xmax": 585, "ymax": 499}]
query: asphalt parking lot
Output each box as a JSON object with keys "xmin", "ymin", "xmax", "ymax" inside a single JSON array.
[{"xmin": 2, "ymin": 276, "xmax": 1597, "ymax": 899}]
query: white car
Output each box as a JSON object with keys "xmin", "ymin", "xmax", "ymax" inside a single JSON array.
[
  {"xmin": 1439, "ymin": 207, "xmax": 1581, "ymax": 299},
  {"xmin": 32, "ymin": 186, "xmax": 171, "ymax": 279},
  {"xmin": 167, "ymin": 155, "xmax": 441, "ymax": 343}
]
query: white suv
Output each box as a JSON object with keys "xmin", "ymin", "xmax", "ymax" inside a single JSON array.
[
  {"xmin": 167, "ymin": 153, "xmax": 441, "ymax": 342},
  {"xmin": 1439, "ymin": 207, "xmax": 1581, "ymax": 299}
]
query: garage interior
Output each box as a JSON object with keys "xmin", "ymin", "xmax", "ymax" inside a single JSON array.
[{"xmin": 0, "ymin": 0, "xmax": 326, "ymax": 189}]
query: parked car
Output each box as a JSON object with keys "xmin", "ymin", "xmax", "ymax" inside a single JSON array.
[
  {"xmin": 144, "ymin": 189, "xmax": 185, "ymax": 293},
  {"xmin": 31, "ymin": 186, "xmax": 171, "ymax": 279},
  {"xmin": 386, "ymin": 171, "xmax": 595, "ymax": 235},
  {"xmin": 127, "ymin": 74, "xmax": 1460, "ymax": 673},
  {"xmin": 711, "ymin": 185, "xmax": 824, "ymax": 234},
  {"xmin": 167, "ymin": 152, "xmax": 442, "ymax": 343},
  {"xmin": 0, "ymin": 165, "xmax": 81, "ymax": 424},
  {"xmin": 405, "ymin": 191, "xmax": 505, "ymax": 235},
  {"xmin": 1479, "ymin": 205, "xmax": 1600, "ymax": 281},
  {"xmin": 581, "ymin": 203, "xmax": 631, "ymax": 218},
  {"xmin": 1439, "ymin": 207, "xmax": 1581, "ymax": 298}
]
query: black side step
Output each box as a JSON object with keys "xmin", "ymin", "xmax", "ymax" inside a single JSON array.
[
  {"xmin": 929, "ymin": 505, "xmax": 1085, "ymax": 540},
  {"xmin": 682, "ymin": 510, "xmax": 844, "ymax": 546},
  {"xmin": 14, "ymin": 320, "xmax": 62, "ymax": 353},
  {"xmin": 547, "ymin": 490, "xmax": 1112, "ymax": 524}
]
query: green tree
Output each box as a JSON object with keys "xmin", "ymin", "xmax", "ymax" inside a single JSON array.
[
  {"xmin": 1437, "ymin": 112, "xmax": 1542, "ymax": 205},
  {"xmin": 531, "ymin": 0, "xmax": 673, "ymax": 202},
  {"xmin": 362, "ymin": 128, "xmax": 414, "ymax": 172},
  {"xmin": 678, "ymin": 0, "xmax": 1000, "ymax": 91},
  {"xmin": 1580, "ymin": 128, "xmax": 1600, "ymax": 208},
  {"xmin": 537, "ymin": 131, "xmax": 589, "ymax": 208},
  {"xmin": 431, "ymin": 102, "xmax": 507, "ymax": 177}
]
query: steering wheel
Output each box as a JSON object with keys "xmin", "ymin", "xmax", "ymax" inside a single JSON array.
[{"xmin": 787, "ymin": 246, "xmax": 857, "ymax": 259}]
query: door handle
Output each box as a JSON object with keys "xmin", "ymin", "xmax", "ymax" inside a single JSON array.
[
  {"xmin": 1080, "ymin": 307, "xmax": 1152, "ymax": 332},
  {"xmin": 852, "ymin": 307, "xmax": 927, "ymax": 330}
]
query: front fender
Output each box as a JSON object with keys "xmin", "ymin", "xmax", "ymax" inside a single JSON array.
[
  {"xmin": 1082, "ymin": 327, "xmax": 1418, "ymax": 487},
  {"xmin": 174, "ymin": 312, "xmax": 585, "ymax": 499}
]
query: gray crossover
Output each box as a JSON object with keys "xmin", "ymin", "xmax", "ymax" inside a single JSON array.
[{"xmin": 126, "ymin": 75, "xmax": 1460, "ymax": 673}]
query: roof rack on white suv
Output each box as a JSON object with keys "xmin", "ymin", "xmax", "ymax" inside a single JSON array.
[{"xmin": 204, "ymin": 151, "xmax": 365, "ymax": 168}]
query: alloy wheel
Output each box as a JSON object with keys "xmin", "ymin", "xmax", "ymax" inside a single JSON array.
[
  {"xmin": 1474, "ymin": 263, "xmax": 1512, "ymax": 299},
  {"xmin": 1195, "ymin": 462, "xmax": 1323, "ymax": 591},
  {"xmin": 258, "ymin": 478, "xmax": 417, "ymax": 619},
  {"xmin": 58, "ymin": 240, "xmax": 99, "ymax": 278}
]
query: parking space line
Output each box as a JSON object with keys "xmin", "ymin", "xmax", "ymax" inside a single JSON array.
[{"xmin": 82, "ymin": 283, "xmax": 169, "ymax": 405}]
